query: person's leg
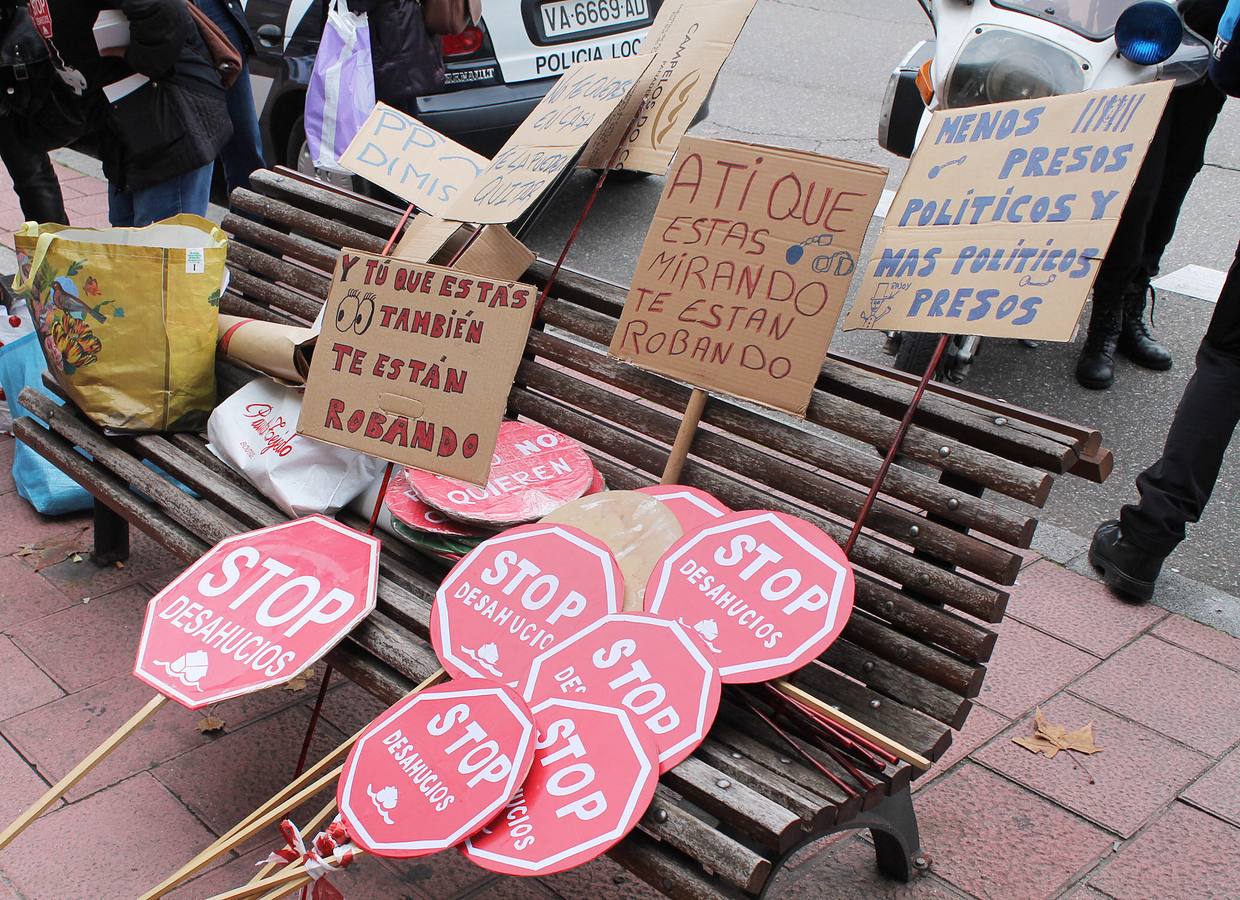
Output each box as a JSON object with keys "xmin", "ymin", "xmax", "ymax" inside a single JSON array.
[
  {"xmin": 128, "ymin": 163, "xmax": 215, "ymax": 227},
  {"xmin": 0, "ymin": 129, "xmax": 68, "ymax": 225},
  {"xmin": 1094, "ymin": 238, "xmax": 1240, "ymax": 598},
  {"xmin": 1077, "ymin": 108, "xmax": 1172, "ymax": 389},
  {"xmin": 107, "ymin": 181, "xmax": 136, "ymax": 228}
]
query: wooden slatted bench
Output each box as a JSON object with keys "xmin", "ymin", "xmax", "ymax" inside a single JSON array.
[{"xmin": 11, "ymin": 168, "xmax": 1112, "ymax": 898}]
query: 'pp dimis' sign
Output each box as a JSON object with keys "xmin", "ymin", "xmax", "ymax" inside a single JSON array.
[
  {"xmin": 338, "ymin": 678, "xmax": 536, "ymax": 857},
  {"xmin": 432, "ymin": 524, "xmax": 624, "ymax": 683},
  {"xmin": 134, "ymin": 516, "xmax": 380, "ymax": 708},
  {"xmin": 646, "ymin": 510, "xmax": 854, "ymax": 683}
]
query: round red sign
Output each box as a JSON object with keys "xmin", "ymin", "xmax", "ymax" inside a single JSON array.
[
  {"xmin": 337, "ymin": 677, "xmax": 536, "ymax": 858},
  {"xmin": 133, "ymin": 516, "xmax": 380, "ymax": 709},
  {"xmin": 432, "ymin": 524, "xmax": 624, "ymax": 684},
  {"xmin": 462, "ymin": 699, "xmax": 658, "ymax": 875},
  {"xmin": 521, "ymin": 614, "xmax": 721, "ymax": 773},
  {"xmin": 645, "ymin": 510, "xmax": 855, "ymax": 684},
  {"xmin": 387, "ymin": 469, "xmax": 488, "ymax": 537},
  {"xmin": 406, "ymin": 422, "xmax": 596, "ymax": 527},
  {"xmin": 637, "ymin": 486, "xmax": 730, "ymax": 532}
]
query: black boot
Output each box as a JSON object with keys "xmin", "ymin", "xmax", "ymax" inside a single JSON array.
[
  {"xmin": 1089, "ymin": 520, "xmax": 1165, "ymax": 602},
  {"xmin": 1075, "ymin": 304, "xmax": 1121, "ymax": 389},
  {"xmin": 1118, "ymin": 286, "xmax": 1173, "ymax": 371}
]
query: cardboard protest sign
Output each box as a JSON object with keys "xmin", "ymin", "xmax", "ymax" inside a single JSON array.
[
  {"xmin": 843, "ymin": 82, "xmax": 1172, "ymax": 340},
  {"xmin": 392, "ymin": 215, "xmax": 534, "ymax": 284},
  {"xmin": 580, "ymin": 0, "xmax": 758, "ymax": 174},
  {"xmin": 432, "ymin": 524, "xmax": 624, "ymax": 682},
  {"xmin": 645, "ymin": 510, "xmax": 854, "ymax": 683},
  {"xmin": 609, "ymin": 136, "xmax": 887, "ymax": 415},
  {"xmin": 637, "ymin": 485, "xmax": 729, "ymax": 532},
  {"xmin": 387, "ymin": 468, "xmax": 489, "ymax": 538},
  {"xmin": 340, "ymin": 103, "xmax": 488, "ymax": 217},
  {"xmin": 522, "ymin": 614, "xmax": 721, "ymax": 772},
  {"xmin": 463, "ymin": 699, "xmax": 658, "ymax": 875},
  {"xmin": 445, "ymin": 55, "xmax": 653, "ymax": 224},
  {"xmin": 405, "ymin": 421, "xmax": 597, "ymax": 526},
  {"xmin": 297, "ymin": 252, "xmax": 537, "ymax": 484},
  {"xmin": 134, "ymin": 517, "xmax": 380, "ymax": 708},
  {"xmin": 337, "ymin": 677, "xmax": 536, "ymax": 857}
]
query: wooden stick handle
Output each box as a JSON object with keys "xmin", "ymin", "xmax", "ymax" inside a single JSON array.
[
  {"xmin": 0, "ymin": 693, "xmax": 167, "ymax": 852},
  {"xmin": 772, "ymin": 680, "xmax": 931, "ymax": 771},
  {"xmin": 661, "ymin": 388, "xmax": 707, "ymax": 484},
  {"xmin": 140, "ymin": 668, "xmax": 445, "ymax": 899},
  {"xmin": 246, "ymin": 799, "xmax": 337, "ymax": 886},
  {"xmin": 209, "ymin": 848, "xmax": 366, "ymax": 900}
]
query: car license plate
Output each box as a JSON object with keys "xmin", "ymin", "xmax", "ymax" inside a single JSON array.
[{"xmin": 540, "ymin": 0, "xmax": 650, "ymax": 39}]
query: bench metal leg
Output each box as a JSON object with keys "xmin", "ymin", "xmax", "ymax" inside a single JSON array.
[
  {"xmin": 91, "ymin": 501, "xmax": 130, "ymax": 565},
  {"xmin": 759, "ymin": 788, "xmax": 925, "ymax": 896}
]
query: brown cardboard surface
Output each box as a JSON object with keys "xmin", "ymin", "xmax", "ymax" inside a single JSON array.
[
  {"xmin": 609, "ymin": 136, "xmax": 886, "ymax": 416},
  {"xmin": 843, "ymin": 82, "xmax": 1173, "ymax": 341},
  {"xmin": 580, "ymin": 0, "xmax": 758, "ymax": 174},
  {"xmin": 217, "ymin": 315, "xmax": 313, "ymax": 384},
  {"xmin": 297, "ymin": 251, "xmax": 537, "ymax": 484},
  {"xmin": 393, "ymin": 215, "xmax": 535, "ymax": 282},
  {"xmin": 445, "ymin": 55, "xmax": 653, "ymax": 224},
  {"xmin": 339, "ymin": 103, "xmax": 489, "ymax": 217}
]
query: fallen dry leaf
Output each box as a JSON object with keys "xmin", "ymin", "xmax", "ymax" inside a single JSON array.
[
  {"xmin": 15, "ymin": 526, "xmax": 92, "ymax": 571},
  {"xmin": 197, "ymin": 715, "xmax": 226, "ymax": 734},
  {"xmin": 283, "ymin": 667, "xmax": 317, "ymax": 692},
  {"xmin": 1014, "ymin": 708, "xmax": 1102, "ymax": 760}
]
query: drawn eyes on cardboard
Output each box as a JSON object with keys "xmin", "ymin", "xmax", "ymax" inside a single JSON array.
[{"xmin": 335, "ymin": 289, "xmax": 377, "ymax": 335}]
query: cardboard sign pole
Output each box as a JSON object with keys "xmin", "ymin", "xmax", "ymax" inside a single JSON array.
[
  {"xmin": 209, "ymin": 848, "xmax": 368, "ymax": 900},
  {"xmin": 0, "ymin": 694, "xmax": 168, "ymax": 850},
  {"xmin": 772, "ymin": 681, "xmax": 930, "ymax": 770},
  {"xmin": 246, "ymin": 799, "xmax": 337, "ymax": 887},
  {"xmin": 660, "ymin": 388, "xmax": 708, "ymax": 485}
]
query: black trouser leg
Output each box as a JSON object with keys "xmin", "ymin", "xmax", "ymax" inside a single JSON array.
[
  {"xmin": 1120, "ymin": 238, "xmax": 1240, "ymax": 556},
  {"xmin": 0, "ymin": 126, "xmax": 68, "ymax": 225}
]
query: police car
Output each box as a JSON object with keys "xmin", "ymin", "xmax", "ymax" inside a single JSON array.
[{"xmin": 244, "ymin": 0, "xmax": 662, "ymax": 168}]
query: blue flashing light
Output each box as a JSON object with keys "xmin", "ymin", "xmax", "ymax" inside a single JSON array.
[{"xmin": 1115, "ymin": 1, "xmax": 1183, "ymax": 66}]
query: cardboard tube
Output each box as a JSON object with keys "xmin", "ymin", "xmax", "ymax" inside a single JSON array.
[{"xmin": 218, "ymin": 315, "xmax": 314, "ymax": 384}]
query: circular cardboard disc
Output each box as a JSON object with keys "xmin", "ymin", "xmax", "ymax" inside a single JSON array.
[
  {"xmin": 408, "ymin": 422, "xmax": 597, "ymax": 527},
  {"xmin": 541, "ymin": 491, "xmax": 682, "ymax": 612},
  {"xmin": 387, "ymin": 469, "xmax": 490, "ymax": 537}
]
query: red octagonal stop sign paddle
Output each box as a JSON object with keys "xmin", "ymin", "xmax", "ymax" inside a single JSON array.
[
  {"xmin": 522, "ymin": 614, "xmax": 720, "ymax": 773},
  {"xmin": 637, "ymin": 485, "xmax": 730, "ymax": 532},
  {"xmin": 432, "ymin": 524, "xmax": 624, "ymax": 684},
  {"xmin": 134, "ymin": 516, "xmax": 380, "ymax": 708},
  {"xmin": 337, "ymin": 677, "xmax": 536, "ymax": 858},
  {"xmin": 463, "ymin": 698, "xmax": 658, "ymax": 876},
  {"xmin": 646, "ymin": 510, "xmax": 855, "ymax": 684}
]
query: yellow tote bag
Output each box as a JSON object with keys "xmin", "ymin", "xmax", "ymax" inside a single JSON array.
[{"xmin": 12, "ymin": 215, "xmax": 227, "ymax": 432}]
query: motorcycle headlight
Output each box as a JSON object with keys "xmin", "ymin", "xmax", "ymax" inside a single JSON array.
[
  {"xmin": 944, "ymin": 28, "xmax": 1086, "ymax": 109},
  {"xmin": 1115, "ymin": 1, "xmax": 1183, "ymax": 65}
]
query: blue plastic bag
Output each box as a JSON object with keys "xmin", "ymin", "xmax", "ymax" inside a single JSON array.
[{"xmin": 0, "ymin": 332, "xmax": 93, "ymax": 515}]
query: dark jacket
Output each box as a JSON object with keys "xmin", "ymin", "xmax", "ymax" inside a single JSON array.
[
  {"xmin": 1211, "ymin": 0, "xmax": 1240, "ymax": 95},
  {"xmin": 192, "ymin": 0, "xmax": 255, "ymax": 59},
  {"xmin": 345, "ymin": 0, "xmax": 442, "ymax": 110},
  {"xmin": 45, "ymin": 0, "xmax": 232, "ymax": 192}
]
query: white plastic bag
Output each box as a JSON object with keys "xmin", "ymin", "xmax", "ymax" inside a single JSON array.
[
  {"xmin": 208, "ymin": 377, "xmax": 385, "ymax": 517},
  {"xmin": 304, "ymin": 0, "xmax": 375, "ymax": 173}
]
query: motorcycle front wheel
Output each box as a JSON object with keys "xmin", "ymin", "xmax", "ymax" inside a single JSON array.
[{"xmin": 893, "ymin": 331, "xmax": 943, "ymax": 377}]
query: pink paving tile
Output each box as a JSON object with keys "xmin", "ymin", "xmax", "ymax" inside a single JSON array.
[
  {"xmin": 914, "ymin": 704, "xmax": 1010, "ymax": 792},
  {"xmin": 0, "ymin": 490, "xmax": 90, "ymax": 557},
  {"xmin": 913, "ymin": 764, "xmax": 1112, "ymax": 899},
  {"xmin": 1181, "ymin": 745, "xmax": 1240, "ymax": 827},
  {"xmin": 62, "ymin": 177, "xmax": 110, "ymax": 198},
  {"xmin": 153, "ymin": 703, "xmax": 347, "ymax": 838},
  {"xmin": 464, "ymin": 876, "xmax": 561, "ymax": 900},
  {"xmin": 164, "ymin": 840, "xmax": 272, "ymax": 900},
  {"xmin": 319, "ymin": 676, "xmax": 392, "ymax": 737},
  {"xmin": 0, "ymin": 636, "xmax": 63, "ymax": 719},
  {"xmin": 1152, "ymin": 614, "xmax": 1240, "ymax": 672},
  {"xmin": 976, "ymin": 618, "xmax": 1099, "ymax": 718},
  {"xmin": 33, "ymin": 526, "xmax": 184, "ymax": 602},
  {"xmin": 769, "ymin": 835, "xmax": 962, "ymax": 899},
  {"xmin": 64, "ymin": 192, "xmax": 112, "ymax": 220},
  {"xmin": 1070, "ymin": 635, "xmax": 1240, "ymax": 757},
  {"xmin": 0, "ymin": 553, "xmax": 78, "ymax": 630},
  {"xmin": 1091, "ymin": 802, "xmax": 1240, "ymax": 899},
  {"xmin": 973, "ymin": 693, "xmax": 1210, "ymax": 837},
  {"xmin": 539, "ymin": 855, "xmax": 666, "ymax": 900},
  {"xmin": 7, "ymin": 583, "xmax": 149, "ymax": 692},
  {"xmin": 0, "ymin": 772, "xmax": 218, "ymax": 897},
  {"xmin": 1006, "ymin": 560, "xmax": 1166, "ymax": 657},
  {"xmin": 0, "ymin": 734, "xmax": 59, "ymax": 823}
]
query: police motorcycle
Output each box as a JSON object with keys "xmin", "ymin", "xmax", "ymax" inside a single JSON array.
[{"xmin": 877, "ymin": 0, "xmax": 1212, "ymax": 382}]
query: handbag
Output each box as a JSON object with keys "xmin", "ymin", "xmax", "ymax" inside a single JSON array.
[
  {"xmin": 305, "ymin": 0, "xmax": 375, "ymax": 171},
  {"xmin": 187, "ymin": 1, "xmax": 243, "ymax": 90},
  {"xmin": 0, "ymin": 1, "xmax": 85, "ymax": 150},
  {"xmin": 422, "ymin": 0, "xmax": 481, "ymax": 35},
  {"xmin": 11, "ymin": 215, "xmax": 228, "ymax": 433}
]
